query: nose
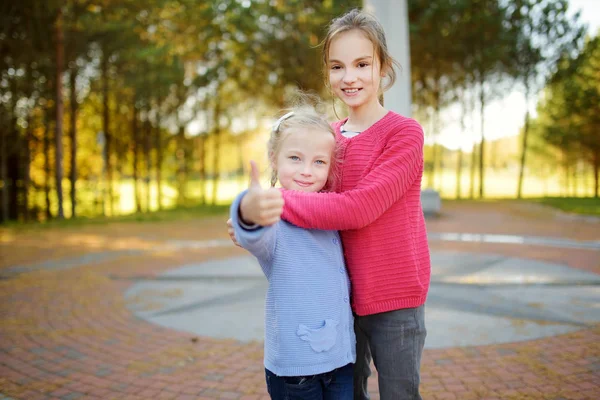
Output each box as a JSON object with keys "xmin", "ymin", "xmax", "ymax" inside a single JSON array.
[
  {"xmin": 300, "ymin": 163, "xmax": 313, "ymax": 176},
  {"xmin": 343, "ymin": 68, "xmax": 356, "ymax": 84}
]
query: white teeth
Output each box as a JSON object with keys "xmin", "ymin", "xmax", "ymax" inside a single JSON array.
[{"xmin": 345, "ymin": 89, "xmax": 359, "ymax": 93}]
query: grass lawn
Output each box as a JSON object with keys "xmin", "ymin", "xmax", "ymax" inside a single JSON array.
[
  {"xmin": 441, "ymin": 197, "xmax": 600, "ymax": 217},
  {"xmin": 528, "ymin": 197, "xmax": 600, "ymax": 216},
  {"xmin": 11, "ymin": 170, "xmax": 599, "ymax": 231},
  {"xmin": 2, "ymin": 203, "xmax": 230, "ymax": 232}
]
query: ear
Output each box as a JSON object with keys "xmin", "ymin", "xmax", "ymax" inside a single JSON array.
[
  {"xmin": 380, "ymin": 66, "xmax": 388, "ymax": 78},
  {"xmin": 380, "ymin": 61, "xmax": 390, "ymax": 78}
]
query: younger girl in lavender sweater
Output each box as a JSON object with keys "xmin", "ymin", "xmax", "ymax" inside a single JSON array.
[{"xmin": 230, "ymin": 103, "xmax": 355, "ymax": 400}]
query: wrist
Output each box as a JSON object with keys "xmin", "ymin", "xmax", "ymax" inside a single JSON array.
[{"xmin": 239, "ymin": 193, "xmax": 255, "ymax": 225}]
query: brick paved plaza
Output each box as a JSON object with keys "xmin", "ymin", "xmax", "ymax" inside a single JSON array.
[{"xmin": 1, "ymin": 201, "xmax": 599, "ymax": 399}]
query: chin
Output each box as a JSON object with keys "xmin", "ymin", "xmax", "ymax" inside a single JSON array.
[{"xmin": 345, "ymin": 99, "xmax": 367, "ymax": 109}]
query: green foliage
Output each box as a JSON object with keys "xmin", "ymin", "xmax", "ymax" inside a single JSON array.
[
  {"xmin": 2, "ymin": 0, "xmax": 597, "ymax": 224},
  {"xmin": 507, "ymin": 0, "xmax": 584, "ymax": 88},
  {"xmin": 1, "ymin": 0, "xmax": 362, "ymax": 223},
  {"xmin": 533, "ymin": 35, "xmax": 600, "ymax": 196}
]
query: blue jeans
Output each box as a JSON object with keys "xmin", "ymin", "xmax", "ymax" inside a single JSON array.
[
  {"xmin": 266, "ymin": 363, "xmax": 354, "ymax": 400},
  {"xmin": 354, "ymin": 305, "xmax": 427, "ymax": 400}
]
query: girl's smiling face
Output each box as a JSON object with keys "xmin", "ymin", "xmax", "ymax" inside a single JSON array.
[
  {"xmin": 273, "ymin": 127, "xmax": 335, "ymax": 193},
  {"xmin": 328, "ymin": 29, "xmax": 384, "ymax": 111}
]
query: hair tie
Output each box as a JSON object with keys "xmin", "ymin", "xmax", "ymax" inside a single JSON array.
[{"xmin": 272, "ymin": 112, "xmax": 294, "ymax": 133}]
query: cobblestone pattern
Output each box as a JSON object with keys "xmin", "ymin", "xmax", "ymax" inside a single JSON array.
[{"xmin": 1, "ymin": 205, "xmax": 599, "ymax": 399}]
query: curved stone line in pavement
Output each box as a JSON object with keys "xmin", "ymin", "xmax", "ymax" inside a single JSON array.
[
  {"xmin": 0, "ymin": 249, "xmax": 145, "ymax": 277},
  {"xmin": 124, "ymin": 251, "xmax": 600, "ymax": 349},
  {"xmin": 163, "ymin": 234, "xmax": 600, "ymax": 250},
  {"xmin": 5, "ymin": 233, "xmax": 598, "ymax": 278},
  {"xmin": 113, "ymin": 275, "xmax": 600, "ymax": 286},
  {"xmin": 428, "ymin": 232, "xmax": 600, "ymax": 250}
]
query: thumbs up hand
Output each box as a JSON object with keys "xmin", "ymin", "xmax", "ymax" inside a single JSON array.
[
  {"xmin": 247, "ymin": 160, "xmax": 263, "ymax": 190},
  {"xmin": 239, "ymin": 161, "xmax": 284, "ymax": 226}
]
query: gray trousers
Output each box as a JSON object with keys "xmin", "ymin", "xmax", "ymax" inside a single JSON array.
[{"xmin": 353, "ymin": 305, "xmax": 427, "ymax": 400}]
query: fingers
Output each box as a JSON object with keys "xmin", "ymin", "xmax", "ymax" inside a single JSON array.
[
  {"xmin": 226, "ymin": 218, "xmax": 242, "ymax": 248},
  {"xmin": 258, "ymin": 213, "xmax": 283, "ymax": 226},
  {"xmin": 240, "ymin": 187, "xmax": 284, "ymax": 226},
  {"xmin": 255, "ymin": 188, "xmax": 284, "ymax": 225},
  {"xmin": 249, "ymin": 160, "xmax": 261, "ymax": 189},
  {"xmin": 259, "ymin": 188, "xmax": 284, "ymax": 207},
  {"xmin": 249, "ymin": 193, "xmax": 284, "ymax": 226}
]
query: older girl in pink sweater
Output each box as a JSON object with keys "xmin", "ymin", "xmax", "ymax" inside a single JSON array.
[{"xmin": 237, "ymin": 9, "xmax": 430, "ymax": 400}]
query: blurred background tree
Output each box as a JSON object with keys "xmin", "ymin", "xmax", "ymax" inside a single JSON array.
[{"xmin": 0, "ymin": 0, "xmax": 597, "ymax": 223}]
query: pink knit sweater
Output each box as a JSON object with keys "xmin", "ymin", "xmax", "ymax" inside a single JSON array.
[{"xmin": 281, "ymin": 111, "xmax": 431, "ymax": 316}]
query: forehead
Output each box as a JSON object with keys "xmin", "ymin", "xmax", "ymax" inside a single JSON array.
[
  {"xmin": 328, "ymin": 29, "xmax": 375, "ymax": 60},
  {"xmin": 279, "ymin": 127, "xmax": 335, "ymax": 151}
]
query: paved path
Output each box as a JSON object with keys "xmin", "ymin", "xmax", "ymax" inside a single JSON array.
[
  {"xmin": 1, "ymin": 201, "xmax": 599, "ymax": 399},
  {"xmin": 124, "ymin": 250, "xmax": 600, "ymax": 347}
]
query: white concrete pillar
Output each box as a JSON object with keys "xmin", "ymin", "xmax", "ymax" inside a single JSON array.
[{"xmin": 363, "ymin": 0, "xmax": 412, "ymax": 117}]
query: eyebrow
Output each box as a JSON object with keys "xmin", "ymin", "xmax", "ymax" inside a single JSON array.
[
  {"xmin": 329, "ymin": 56, "xmax": 373, "ymax": 64},
  {"xmin": 285, "ymin": 149, "xmax": 331, "ymax": 159}
]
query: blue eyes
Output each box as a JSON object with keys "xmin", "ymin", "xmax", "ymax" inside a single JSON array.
[{"xmin": 288, "ymin": 156, "xmax": 327, "ymax": 165}]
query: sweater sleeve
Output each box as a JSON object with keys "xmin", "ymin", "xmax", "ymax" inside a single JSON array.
[
  {"xmin": 281, "ymin": 121, "xmax": 423, "ymax": 230},
  {"xmin": 230, "ymin": 190, "xmax": 277, "ymax": 276}
]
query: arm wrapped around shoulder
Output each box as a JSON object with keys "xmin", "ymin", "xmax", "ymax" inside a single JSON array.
[{"xmin": 281, "ymin": 120, "xmax": 424, "ymax": 230}]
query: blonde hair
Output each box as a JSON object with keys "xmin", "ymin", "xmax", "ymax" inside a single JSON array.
[
  {"xmin": 268, "ymin": 98, "xmax": 340, "ymax": 192},
  {"xmin": 322, "ymin": 8, "xmax": 400, "ymax": 92}
]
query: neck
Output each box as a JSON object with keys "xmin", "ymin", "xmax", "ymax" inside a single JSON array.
[{"xmin": 346, "ymin": 100, "xmax": 388, "ymax": 132}]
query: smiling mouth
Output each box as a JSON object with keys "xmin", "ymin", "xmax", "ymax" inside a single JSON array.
[
  {"xmin": 294, "ymin": 180, "xmax": 313, "ymax": 187},
  {"xmin": 343, "ymin": 88, "xmax": 361, "ymax": 93}
]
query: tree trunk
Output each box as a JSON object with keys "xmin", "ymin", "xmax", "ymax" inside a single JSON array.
[
  {"xmin": 456, "ymin": 148, "xmax": 463, "ymax": 199},
  {"xmin": 517, "ymin": 82, "xmax": 530, "ymax": 199},
  {"xmin": 154, "ymin": 105, "xmax": 163, "ymax": 211},
  {"xmin": 592, "ymin": 151, "xmax": 599, "ymax": 198},
  {"xmin": 456, "ymin": 94, "xmax": 468, "ymax": 199},
  {"xmin": 101, "ymin": 49, "xmax": 112, "ymax": 216},
  {"xmin": 237, "ymin": 140, "xmax": 245, "ymax": 190},
  {"xmin": 177, "ymin": 125, "xmax": 186, "ymax": 206},
  {"xmin": 0, "ymin": 86, "xmax": 10, "ymax": 222},
  {"xmin": 144, "ymin": 106, "xmax": 151, "ymax": 212},
  {"xmin": 0, "ymin": 122, "xmax": 7, "ymax": 223},
  {"xmin": 543, "ymin": 165, "xmax": 548, "ymax": 197},
  {"xmin": 54, "ymin": 7, "xmax": 65, "ymax": 219},
  {"xmin": 435, "ymin": 128, "xmax": 444, "ymax": 191},
  {"xmin": 563, "ymin": 158, "xmax": 570, "ymax": 197},
  {"xmin": 429, "ymin": 142, "xmax": 437, "ymax": 189},
  {"xmin": 7, "ymin": 75, "xmax": 20, "ymax": 220},
  {"xmin": 23, "ymin": 115, "xmax": 32, "ymax": 221},
  {"xmin": 131, "ymin": 100, "xmax": 141, "ymax": 213},
  {"xmin": 428, "ymin": 85, "xmax": 441, "ymax": 189},
  {"xmin": 69, "ymin": 67, "xmax": 77, "ymax": 218},
  {"xmin": 44, "ymin": 107, "xmax": 52, "ymax": 220},
  {"xmin": 211, "ymin": 97, "xmax": 221, "ymax": 206},
  {"xmin": 198, "ymin": 135, "xmax": 206, "ymax": 205},
  {"xmin": 469, "ymin": 145, "xmax": 477, "ymax": 199},
  {"xmin": 572, "ymin": 162, "xmax": 578, "ymax": 197},
  {"xmin": 427, "ymin": 107, "xmax": 436, "ymax": 188},
  {"xmin": 478, "ymin": 77, "xmax": 485, "ymax": 199},
  {"xmin": 469, "ymin": 84, "xmax": 477, "ymax": 199}
]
